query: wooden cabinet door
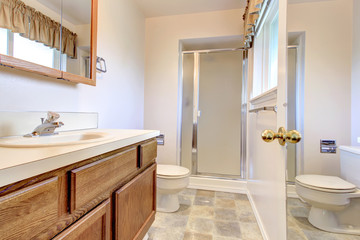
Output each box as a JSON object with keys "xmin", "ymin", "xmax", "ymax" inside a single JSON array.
[
  {"xmin": 114, "ymin": 163, "xmax": 156, "ymax": 240},
  {"xmin": 0, "ymin": 177, "xmax": 59, "ymax": 240},
  {"xmin": 53, "ymin": 199, "xmax": 111, "ymax": 240}
]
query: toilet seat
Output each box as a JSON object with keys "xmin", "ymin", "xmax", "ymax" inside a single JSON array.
[
  {"xmin": 296, "ymin": 175, "xmax": 356, "ymax": 193},
  {"xmin": 157, "ymin": 164, "xmax": 190, "ymax": 179}
]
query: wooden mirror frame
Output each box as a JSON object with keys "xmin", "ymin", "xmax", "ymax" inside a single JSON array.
[{"xmin": 0, "ymin": 0, "xmax": 98, "ymax": 86}]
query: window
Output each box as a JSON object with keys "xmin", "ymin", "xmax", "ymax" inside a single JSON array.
[
  {"xmin": 13, "ymin": 33, "xmax": 54, "ymax": 68},
  {"xmin": 252, "ymin": 0, "xmax": 279, "ymax": 98},
  {"xmin": 0, "ymin": 28, "xmax": 8, "ymax": 55},
  {"xmin": 0, "ymin": 28, "xmax": 65, "ymax": 70},
  {"xmin": 268, "ymin": 13, "xmax": 279, "ymax": 89},
  {"xmin": 253, "ymin": 30, "xmax": 265, "ymax": 97}
]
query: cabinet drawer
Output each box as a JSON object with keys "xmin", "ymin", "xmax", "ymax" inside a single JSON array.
[
  {"xmin": 70, "ymin": 147, "xmax": 137, "ymax": 212},
  {"xmin": 138, "ymin": 139, "xmax": 157, "ymax": 168},
  {"xmin": 0, "ymin": 177, "xmax": 59, "ymax": 240},
  {"xmin": 53, "ymin": 199, "xmax": 111, "ymax": 240},
  {"xmin": 114, "ymin": 163, "xmax": 156, "ymax": 240}
]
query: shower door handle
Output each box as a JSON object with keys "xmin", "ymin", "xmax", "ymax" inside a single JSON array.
[{"xmin": 261, "ymin": 127, "xmax": 301, "ymax": 146}]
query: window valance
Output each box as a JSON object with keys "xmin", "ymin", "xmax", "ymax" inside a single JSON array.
[
  {"xmin": 0, "ymin": 0, "xmax": 77, "ymax": 58},
  {"xmin": 243, "ymin": 0, "xmax": 264, "ymax": 49}
]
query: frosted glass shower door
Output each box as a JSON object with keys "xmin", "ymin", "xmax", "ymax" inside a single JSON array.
[
  {"xmin": 197, "ymin": 51, "xmax": 243, "ymax": 177},
  {"xmin": 180, "ymin": 54, "xmax": 195, "ymax": 172},
  {"xmin": 287, "ymin": 48, "xmax": 297, "ymax": 182}
]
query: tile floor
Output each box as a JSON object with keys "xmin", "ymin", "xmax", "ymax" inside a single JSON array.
[
  {"xmin": 287, "ymin": 198, "xmax": 360, "ymax": 240},
  {"xmin": 148, "ymin": 189, "xmax": 263, "ymax": 240},
  {"xmin": 148, "ymin": 191, "xmax": 360, "ymax": 240}
]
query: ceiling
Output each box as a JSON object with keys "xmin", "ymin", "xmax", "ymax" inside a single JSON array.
[
  {"xmin": 134, "ymin": 0, "xmax": 246, "ymax": 18},
  {"xmin": 36, "ymin": 0, "xmax": 334, "ymax": 24},
  {"xmin": 135, "ymin": 0, "xmax": 335, "ymax": 18},
  {"xmin": 289, "ymin": 0, "xmax": 335, "ymax": 4},
  {"xmin": 37, "ymin": 0, "xmax": 91, "ymax": 25}
]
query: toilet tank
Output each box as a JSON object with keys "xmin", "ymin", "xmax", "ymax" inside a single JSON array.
[{"xmin": 339, "ymin": 146, "xmax": 360, "ymax": 188}]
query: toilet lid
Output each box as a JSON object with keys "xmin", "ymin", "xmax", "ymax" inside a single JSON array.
[
  {"xmin": 295, "ymin": 175, "xmax": 356, "ymax": 193},
  {"xmin": 157, "ymin": 164, "xmax": 190, "ymax": 177}
]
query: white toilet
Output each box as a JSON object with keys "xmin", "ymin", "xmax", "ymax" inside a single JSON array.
[
  {"xmin": 295, "ymin": 146, "xmax": 360, "ymax": 235},
  {"xmin": 156, "ymin": 164, "xmax": 190, "ymax": 213}
]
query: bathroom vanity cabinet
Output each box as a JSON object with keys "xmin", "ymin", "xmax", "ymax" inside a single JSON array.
[{"xmin": 0, "ymin": 138, "xmax": 157, "ymax": 240}]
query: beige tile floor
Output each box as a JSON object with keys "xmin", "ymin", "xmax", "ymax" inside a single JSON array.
[
  {"xmin": 287, "ymin": 198, "xmax": 360, "ymax": 240},
  {"xmin": 149, "ymin": 192, "xmax": 360, "ymax": 240},
  {"xmin": 148, "ymin": 189, "xmax": 263, "ymax": 240}
]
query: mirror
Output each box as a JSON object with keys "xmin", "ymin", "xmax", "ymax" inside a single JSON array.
[
  {"xmin": 0, "ymin": 0, "xmax": 97, "ymax": 85},
  {"xmin": 0, "ymin": 0, "xmax": 62, "ymax": 76},
  {"xmin": 286, "ymin": 1, "xmax": 357, "ymax": 239},
  {"xmin": 60, "ymin": 0, "xmax": 94, "ymax": 83}
]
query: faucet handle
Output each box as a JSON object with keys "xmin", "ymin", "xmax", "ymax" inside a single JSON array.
[
  {"xmin": 46, "ymin": 111, "xmax": 60, "ymax": 123},
  {"xmin": 55, "ymin": 121, "xmax": 64, "ymax": 127}
]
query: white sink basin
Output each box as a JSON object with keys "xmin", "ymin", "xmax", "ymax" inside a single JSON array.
[{"xmin": 0, "ymin": 131, "xmax": 113, "ymax": 148}]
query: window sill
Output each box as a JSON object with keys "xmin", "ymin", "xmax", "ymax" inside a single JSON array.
[{"xmin": 249, "ymin": 87, "xmax": 277, "ymax": 105}]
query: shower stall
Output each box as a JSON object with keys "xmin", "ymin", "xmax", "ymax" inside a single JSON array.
[
  {"xmin": 286, "ymin": 32, "xmax": 305, "ymax": 186},
  {"xmin": 287, "ymin": 46, "xmax": 298, "ymax": 182},
  {"xmin": 179, "ymin": 47, "xmax": 247, "ymax": 181},
  {"xmin": 286, "ymin": 32, "xmax": 305, "ymax": 184}
]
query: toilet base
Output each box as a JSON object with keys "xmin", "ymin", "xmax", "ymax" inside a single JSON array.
[
  {"xmin": 157, "ymin": 192, "xmax": 180, "ymax": 213},
  {"xmin": 308, "ymin": 207, "xmax": 360, "ymax": 235}
]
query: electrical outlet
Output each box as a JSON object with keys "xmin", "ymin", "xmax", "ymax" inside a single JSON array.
[{"xmin": 357, "ymin": 137, "xmax": 360, "ymax": 144}]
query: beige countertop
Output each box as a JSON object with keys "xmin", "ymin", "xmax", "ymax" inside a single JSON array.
[{"xmin": 0, "ymin": 129, "xmax": 160, "ymax": 187}]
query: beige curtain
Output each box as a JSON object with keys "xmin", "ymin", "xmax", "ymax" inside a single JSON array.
[
  {"xmin": 0, "ymin": 0, "xmax": 77, "ymax": 58},
  {"xmin": 62, "ymin": 28, "xmax": 77, "ymax": 58},
  {"xmin": 243, "ymin": 0, "xmax": 264, "ymax": 48}
]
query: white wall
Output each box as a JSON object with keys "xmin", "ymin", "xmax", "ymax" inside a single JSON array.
[
  {"xmin": 288, "ymin": 0, "xmax": 352, "ymax": 176},
  {"xmin": 144, "ymin": 9, "xmax": 243, "ymax": 164},
  {"xmin": 0, "ymin": 0, "xmax": 145, "ymax": 130},
  {"xmin": 77, "ymin": 0, "xmax": 145, "ymax": 129},
  {"xmin": 352, "ymin": 0, "xmax": 360, "ymax": 146}
]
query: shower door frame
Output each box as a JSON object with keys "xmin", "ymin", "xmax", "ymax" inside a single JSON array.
[
  {"xmin": 178, "ymin": 48, "xmax": 248, "ymax": 180},
  {"xmin": 286, "ymin": 44, "xmax": 305, "ymax": 184}
]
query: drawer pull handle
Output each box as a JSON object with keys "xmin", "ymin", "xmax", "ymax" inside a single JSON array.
[{"xmin": 137, "ymin": 145, "xmax": 142, "ymax": 168}]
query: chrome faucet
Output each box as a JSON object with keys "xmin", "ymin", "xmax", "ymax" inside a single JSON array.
[{"xmin": 24, "ymin": 111, "xmax": 64, "ymax": 137}]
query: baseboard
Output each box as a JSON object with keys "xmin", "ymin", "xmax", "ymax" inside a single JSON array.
[
  {"xmin": 188, "ymin": 176, "xmax": 247, "ymax": 193},
  {"xmin": 287, "ymin": 183, "xmax": 299, "ymax": 198},
  {"xmin": 246, "ymin": 190, "xmax": 269, "ymax": 240}
]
